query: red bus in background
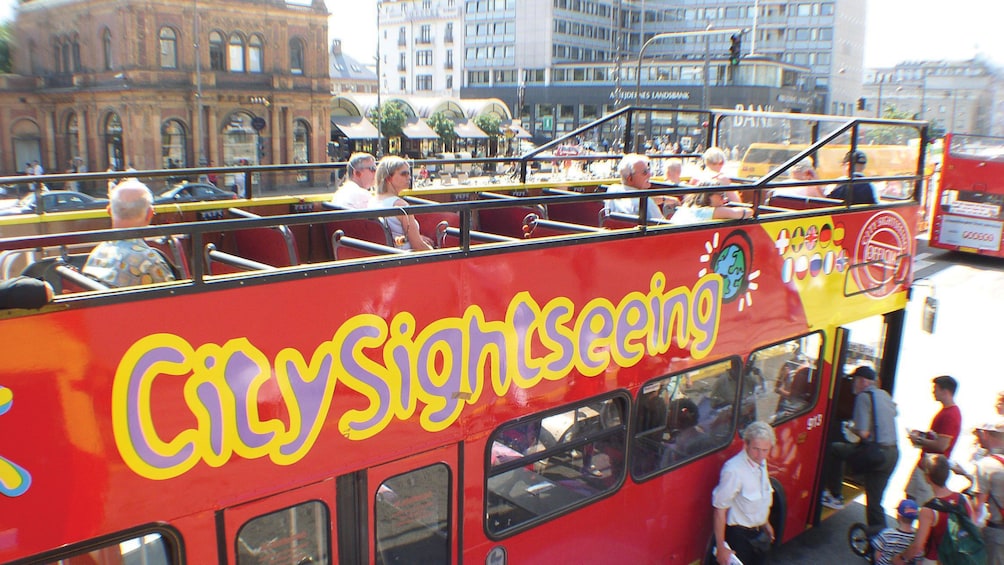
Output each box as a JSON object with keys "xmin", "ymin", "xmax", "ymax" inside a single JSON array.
[
  {"xmin": 0, "ymin": 109, "xmax": 927, "ymax": 564},
  {"xmin": 929, "ymin": 133, "xmax": 1004, "ymax": 256}
]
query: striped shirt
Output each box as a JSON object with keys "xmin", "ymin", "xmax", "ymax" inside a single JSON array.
[{"xmin": 871, "ymin": 527, "xmax": 916, "ymax": 565}]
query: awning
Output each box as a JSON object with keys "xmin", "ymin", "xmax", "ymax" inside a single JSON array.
[
  {"xmin": 401, "ymin": 118, "xmax": 440, "ymax": 140},
  {"xmin": 505, "ymin": 123, "xmax": 532, "ymax": 139},
  {"xmin": 331, "ymin": 116, "xmax": 379, "ymax": 139},
  {"xmin": 453, "ymin": 120, "xmax": 489, "ymax": 139}
]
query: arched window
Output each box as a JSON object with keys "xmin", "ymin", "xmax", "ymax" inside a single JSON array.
[
  {"xmin": 161, "ymin": 120, "xmax": 188, "ymax": 169},
  {"xmin": 60, "ymin": 39, "xmax": 70, "ymax": 73},
  {"xmin": 222, "ymin": 111, "xmax": 258, "ymax": 192},
  {"xmin": 209, "ymin": 31, "xmax": 225, "ymax": 71},
  {"xmin": 159, "ymin": 27, "xmax": 178, "ymax": 69},
  {"xmin": 228, "ymin": 33, "xmax": 245, "ymax": 72},
  {"xmin": 71, "ymin": 34, "xmax": 81, "ymax": 71},
  {"xmin": 248, "ymin": 34, "xmax": 263, "ymax": 73},
  {"xmin": 289, "ymin": 38, "xmax": 304, "ymax": 75},
  {"xmin": 102, "ymin": 28, "xmax": 113, "ymax": 70},
  {"xmin": 12, "ymin": 119, "xmax": 43, "ymax": 174},
  {"xmin": 104, "ymin": 113, "xmax": 123, "ymax": 170},
  {"xmin": 292, "ymin": 119, "xmax": 310, "ymax": 183},
  {"xmin": 66, "ymin": 113, "xmax": 80, "ymax": 165}
]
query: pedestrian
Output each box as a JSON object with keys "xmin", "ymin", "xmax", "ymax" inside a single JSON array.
[
  {"xmin": 872, "ymin": 499, "xmax": 920, "ymax": 565},
  {"xmin": 820, "ymin": 365, "xmax": 900, "ymax": 527},
  {"xmin": 711, "ymin": 421, "xmax": 777, "ymax": 565},
  {"xmin": 972, "ymin": 418, "xmax": 1004, "ymax": 565},
  {"xmin": 906, "ymin": 375, "xmax": 962, "ymax": 504}
]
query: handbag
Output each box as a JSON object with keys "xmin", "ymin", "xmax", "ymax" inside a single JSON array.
[{"xmin": 845, "ymin": 391, "xmax": 886, "ymax": 473}]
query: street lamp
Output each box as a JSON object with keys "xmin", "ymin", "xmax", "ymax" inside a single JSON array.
[
  {"xmin": 634, "ymin": 27, "xmax": 743, "ymax": 105},
  {"xmin": 193, "ymin": 0, "xmax": 206, "ymax": 167},
  {"xmin": 375, "ymin": 1, "xmax": 384, "ymax": 157}
]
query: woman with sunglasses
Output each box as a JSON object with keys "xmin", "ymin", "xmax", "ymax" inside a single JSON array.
[
  {"xmin": 669, "ymin": 180, "xmax": 753, "ymax": 225},
  {"xmin": 370, "ymin": 156, "xmax": 433, "ymax": 251}
]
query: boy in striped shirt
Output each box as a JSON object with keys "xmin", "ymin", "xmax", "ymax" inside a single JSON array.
[{"xmin": 872, "ymin": 499, "xmax": 919, "ymax": 565}]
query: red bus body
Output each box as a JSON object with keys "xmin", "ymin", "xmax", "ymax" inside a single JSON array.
[
  {"xmin": 929, "ymin": 133, "xmax": 1004, "ymax": 255},
  {"xmin": 0, "ymin": 110, "xmax": 924, "ymax": 564}
]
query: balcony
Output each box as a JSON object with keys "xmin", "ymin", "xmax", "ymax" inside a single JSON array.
[
  {"xmin": 398, "ymin": 64, "xmax": 407, "ymax": 72},
  {"xmin": 445, "ymin": 61, "xmax": 453, "ymax": 70}
]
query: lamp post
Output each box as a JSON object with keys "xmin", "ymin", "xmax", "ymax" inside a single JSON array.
[
  {"xmin": 375, "ymin": 1, "xmax": 384, "ymax": 158},
  {"xmin": 193, "ymin": 0, "xmax": 206, "ymax": 167}
]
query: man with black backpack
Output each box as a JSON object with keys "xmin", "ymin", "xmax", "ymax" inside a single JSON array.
[
  {"xmin": 892, "ymin": 454, "xmax": 987, "ymax": 565},
  {"xmin": 973, "ymin": 418, "xmax": 1004, "ymax": 564}
]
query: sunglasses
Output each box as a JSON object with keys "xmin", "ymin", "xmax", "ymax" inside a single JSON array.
[
  {"xmin": 361, "ymin": 166, "xmax": 377, "ymax": 172},
  {"xmin": 396, "ymin": 170, "xmax": 412, "ymax": 177}
]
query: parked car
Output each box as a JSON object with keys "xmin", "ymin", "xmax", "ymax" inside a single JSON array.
[
  {"xmin": 0, "ymin": 191, "xmax": 108, "ymax": 215},
  {"xmin": 155, "ymin": 182, "xmax": 237, "ymax": 204}
]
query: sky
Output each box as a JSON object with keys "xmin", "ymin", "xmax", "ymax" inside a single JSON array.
[{"xmin": 1, "ymin": 0, "xmax": 1000, "ymax": 70}]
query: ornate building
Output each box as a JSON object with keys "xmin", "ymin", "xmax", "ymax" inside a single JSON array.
[{"xmin": 1, "ymin": 0, "xmax": 331, "ymax": 190}]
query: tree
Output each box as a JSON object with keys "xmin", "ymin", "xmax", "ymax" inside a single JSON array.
[
  {"xmin": 474, "ymin": 113, "xmax": 502, "ymax": 156},
  {"xmin": 0, "ymin": 23, "xmax": 13, "ymax": 74},
  {"xmin": 426, "ymin": 112, "xmax": 458, "ymax": 152},
  {"xmin": 864, "ymin": 105, "xmax": 920, "ymax": 145},
  {"xmin": 369, "ymin": 101, "xmax": 407, "ymax": 154}
]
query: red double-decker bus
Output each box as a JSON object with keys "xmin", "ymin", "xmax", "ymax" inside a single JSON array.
[
  {"xmin": 929, "ymin": 133, "xmax": 1004, "ymax": 256},
  {"xmin": 0, "ymin": 109, "xmax": 926, "ymax": 564}
]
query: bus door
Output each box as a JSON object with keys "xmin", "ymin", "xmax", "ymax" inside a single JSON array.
[
  {"xmin": 367, "ymin": 445, "xmax": 460, "ymax": 565},
  {"xmin": 817, "ymin": 311, "xmax": 905, "ymax": 515},
  {"xmin": 221, "ymin": 479, "xmax": 338, "ymax": 565}
]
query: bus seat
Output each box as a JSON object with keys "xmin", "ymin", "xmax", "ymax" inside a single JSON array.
[
  {"xmin": 477, "ymin": 200, "xmax": 547, "ymax": 239},
  {"xmin": 332, "ymin": 230, "xmax": 407, "ymax": 260},
  {"xmin": 437, "ymin": 223, "xmax": 519, "ymax": 249},
  {"xmin": 522, "ymin": 213, "xmax": 604, "ymax": 238},
  {"xmin": 20, "ymin": 256, "xmax": 109, "ymax": 294},
  {"xmin": 411, "ymin": 211, "xmax": 460, "ymax": 247},
  {"xmin": 232, "ymin": 225, "xmax": 299, "ymax": 268},
  {"xmin": 147, "ymin": 235, "xmax": 191, "ymax": 279},
  {"xmin": 322, "ymin": 218, "xmax": 395, "ymax": 259},
  {"xmin": 204, "ymin": 243, "xmax": 277, "ymax": 274},
  {"xmin": 543, "ymin": 188, "xmax": 606, "ymax": 227},
  {"xmin": 599, "ymin": 209, "xmax": 644, "ymax": 229}
]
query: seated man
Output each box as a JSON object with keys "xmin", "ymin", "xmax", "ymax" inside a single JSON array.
[
  {"xmin": 604, "ymin": 154, "xmax": 679, "ymax": 221},
  {"xmin": 83, "ymin": 179, "xmax": 176, "ymax": 288},
  {"xmin": 827, "ymin": 150, "xmax": 878, "ymax": 205},
  {"xmin": 332, "ymin": 152, "xmax": 376, "ymax": 209}
]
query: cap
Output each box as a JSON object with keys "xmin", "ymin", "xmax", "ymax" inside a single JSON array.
[
  {"xmin": 850, "ymin": 365, "xmax": 877, "ymax": 380},
  {"xmin": 975, "ymin": 418, "xmax": 1004, "ymax": 433},
  {"xmin": 843, "ymin": 150, "xmax": 867, "ymax": 165},
  {"xmin": 897, "ymin": 499, "xmax": 919, "ymax": 520}
]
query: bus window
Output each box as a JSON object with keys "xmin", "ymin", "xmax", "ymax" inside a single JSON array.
[
  {"xmin": 236, "ymin": 501, "xmax": 330, "ymax": 565},
  {"xmin": 375, "ymin": 464, "xmax": 451, "ymax": 564},
  {"xmin": 486, "ymin": 395, "xmax": 628, "ymax": 537},
  {"xmin": 744, "ymin": 333, "xmax": 824, "ymax": 426},
  {"xmin": 631, "ymin": 358, "xmax": 741, "ymax": 480},
  {"xmin": 33, "ymin": 531, "xmax": 176, "ymax": 565}
]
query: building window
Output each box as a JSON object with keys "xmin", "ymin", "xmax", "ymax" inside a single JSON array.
[
  {"xmin": 419, "ymin": 24, "xmax": 432, "ymax": 44},
  {"xmin": 445, "ymin": 50, "xmax": 453, "ymax": 69},
  {"xmin": 161, "ymin": 119, "xmax": 188, "ymax": 169},
  {"xmin": 292, "ymin": 119, "xmax": 310, "ymax": 183},
  {"xmin": 398, "ymin": 27, "xmax": 407, "ymax": 46},
  {"xmin": 102, "ymin": 28, "xmax": 113, "ymax": 70},
  {"xmin": 228, "ymin": 33, "xmax": 245, "ymax": 72},
  {"xmin": 289, "ymin": 37, "xmax": 304, "ymax": 75},
  {"xmin": 416, "ymin": 50, "xmax": 433, "ymax": 66},
  {"xmin": 416, "ymin": 75, "xmax": 432, "ymax": 90},
  {"xmin": 159, "ymin": 27, "xmax": 178, "ymax": 69},
  {"xmin": 248, "ymin": 34, "xmax": 264, "ymax": 73},
  {"xmin": 398, "ymin": 52, "xmax": 406, "ymax": 71},
  {"xmin": 104, "ymin": 112, "xmax": 123, "ymax": 170},
  {"xmin": 444, "ymin": 23, "xmax": 453, "ymax": 43},
  {"xmin": 65, "ymin": 113, "xmax": 79, "ymax": 165},
  {"xmin": 399, "ymin": 77, "xmax": 406, "ymax": 90},
  {"xmin": 446, "ymin": 75, "xmax": 453, "ymax": 89},
  {"xmin": 209, "ymin": 32, "xmax": 225, "ymax": 70},
  {"xmin": 71, "ymin": 35, "xmax": 81, "ymax": 71}
]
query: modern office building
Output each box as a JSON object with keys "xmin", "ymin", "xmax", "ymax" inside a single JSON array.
[
  {"xmin": 862, "ymin": 58, "xmax": 1003, "ymax": 137},
  {"xmin": 378, "ymin": 0, "xmax": 864, "ymax": 143}
]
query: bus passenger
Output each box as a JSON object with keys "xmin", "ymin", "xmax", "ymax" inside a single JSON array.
[
  {"xmin": 712, "ymin": 421, "xmax": 777, "ymax": 565},
  {"xmin": 691, "ymin": 147, "xmax": 742, "ymax": 203},
  {"xmin": 771, "ymin": 160, "xmax": 826, "ymax": 198},
  {"xmin": 369, "ymin": 156, "xmax": 433, "ymax": 251},
  {"xmin": 669, "ymin": 185, "xmax": 752, "ymax": 225},
  {"xmin": 0, "ymin": 276, "xmax": 53, "ymax": 309},
  {"xmin": 604, "ymin": 154, "xmax": 679, "ymax": 220},
  {"xmin": 821, "ymin": 365, "xmax": 899, "ymax": 528},
  {"xmin": 332, "ymin": 152, "xmax": 376, "ymax": 209},
  {"xmin": 83, "ymin": 179, "xmax": 176, "ymax": 288},
  {"xmin": 827, "ymin": 150, "xmax": 878, "ymax": 205}
]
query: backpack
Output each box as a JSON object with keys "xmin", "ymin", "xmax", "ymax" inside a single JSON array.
[{"xmin": 924, "ymin": 494, "xmax": 987, "ymax": 565}]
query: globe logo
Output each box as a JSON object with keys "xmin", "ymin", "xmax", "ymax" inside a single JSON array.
[{"xmin": 710, "ymin": 231, "xmax": 753, "ymax": 303}]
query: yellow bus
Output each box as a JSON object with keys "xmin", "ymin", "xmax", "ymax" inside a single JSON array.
[{"xmin": 739, "ymin": 143, "xmax": 918, "ymax": 181}]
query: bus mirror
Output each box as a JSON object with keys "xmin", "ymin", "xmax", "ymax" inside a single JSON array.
[{"xmin": 922, "ymin": 295, "xmax": 937, "ymax": 334}]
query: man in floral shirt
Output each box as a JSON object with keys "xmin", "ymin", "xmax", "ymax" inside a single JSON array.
[{"xmin": 83, "ymin": 179, "xmax": 175, "ymax": 288}]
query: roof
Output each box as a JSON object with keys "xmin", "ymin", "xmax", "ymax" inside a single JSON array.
[
  {"xmin": 331, "ymin": 116, "xmax": 379, "ymax": 139},
  {"xmin": 453, "ymin": 120, "xmax": 489, "ymax": 139},
  {"xmin": 401, "ymin": 118, "xmax": 440, "ymax": 140}
]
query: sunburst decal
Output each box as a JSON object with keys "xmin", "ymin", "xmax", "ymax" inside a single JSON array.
[
  {"xmin": 697, "ymin": 231, "xmax": 760, "ymax": 312},
  {"xmin": 0, "ymin": 386, "xmax": 32, "ymax": 497}
]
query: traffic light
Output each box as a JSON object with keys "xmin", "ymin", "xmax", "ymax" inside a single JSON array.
[
  {"xmin": 856, "ymin": 97, "xmax": 866, "ymax": 111},
  {"xmin": 729, "ymin": 34, "xmax": 742, "ymax": 66}
]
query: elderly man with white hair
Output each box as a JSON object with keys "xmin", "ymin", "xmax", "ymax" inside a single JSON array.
[
  {"xmin": 83, "ymin": 179, "xmax": 176, "ymax": 288},
  {"xmin": 604, "ymin": 153, "xmax": 680, "ymax": 221}
]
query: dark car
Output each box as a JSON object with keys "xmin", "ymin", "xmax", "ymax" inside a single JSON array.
[
  {"xmin": 155, "ymin": 182, "xmax": 237, "ymax": 204},
  {"xmin": 0, "ymin": 191, "xmax": 109, "ymax": 215}
]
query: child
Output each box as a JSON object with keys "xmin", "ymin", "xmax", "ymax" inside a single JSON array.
[{"xmin": 872, "ymin": 499, "xmax": 919, "ymax": 565}]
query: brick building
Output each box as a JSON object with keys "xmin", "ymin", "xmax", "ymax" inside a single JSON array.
[{"xmin": 1, "ymin": 0, "xmax": 331, "ymax": 190}]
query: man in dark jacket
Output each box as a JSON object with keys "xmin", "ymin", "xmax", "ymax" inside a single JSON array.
[{"xmin": 827, "ymin": 150, "xmax": 878, "ymax": 204}]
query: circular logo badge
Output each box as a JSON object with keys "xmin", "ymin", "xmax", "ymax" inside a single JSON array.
[
  {"xmin": 711, "ymin": 231, "xmax": 753, "ymax": 302},
  {"xmin": 852, "ymin": 211, "xmax": 913, "ymax": 298}
]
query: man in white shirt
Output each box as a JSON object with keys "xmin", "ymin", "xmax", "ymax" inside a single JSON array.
[
  {"xmin": 712, "ymin": 421, "xmax": 777, "ymax": 565},
  {"xmin": 604, "ymin": 154, "xmax": 678, "ymax": 221},
  {"xmin": 332, "ymin": 152, "xmax": 377, "ymax": 209}
]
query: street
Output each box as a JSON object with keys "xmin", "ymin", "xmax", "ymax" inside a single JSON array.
[{"xmin": 771, "ymin": 238, "xmax": 1004, "ymax": 563}]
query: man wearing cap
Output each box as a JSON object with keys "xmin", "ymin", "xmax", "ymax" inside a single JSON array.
[
  {"xmin": 826, "ymin": 150, "xmax": 878, "ymax": 205},
  {"xmin": 973, "ymin": 419, "xmax": 1004, "ymax": 564},
  {"xmin": 906, "ymin": 375, "xmax": 962, "ymax": 504},
  {"xmin": 821, "ymin": 365, "xmax": 900, "ymax": 527}
]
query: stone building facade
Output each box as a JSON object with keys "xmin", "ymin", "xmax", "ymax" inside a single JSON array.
[{"xmin": 1, "ymin": 0, "xmax": 331, "ymax": 190}]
